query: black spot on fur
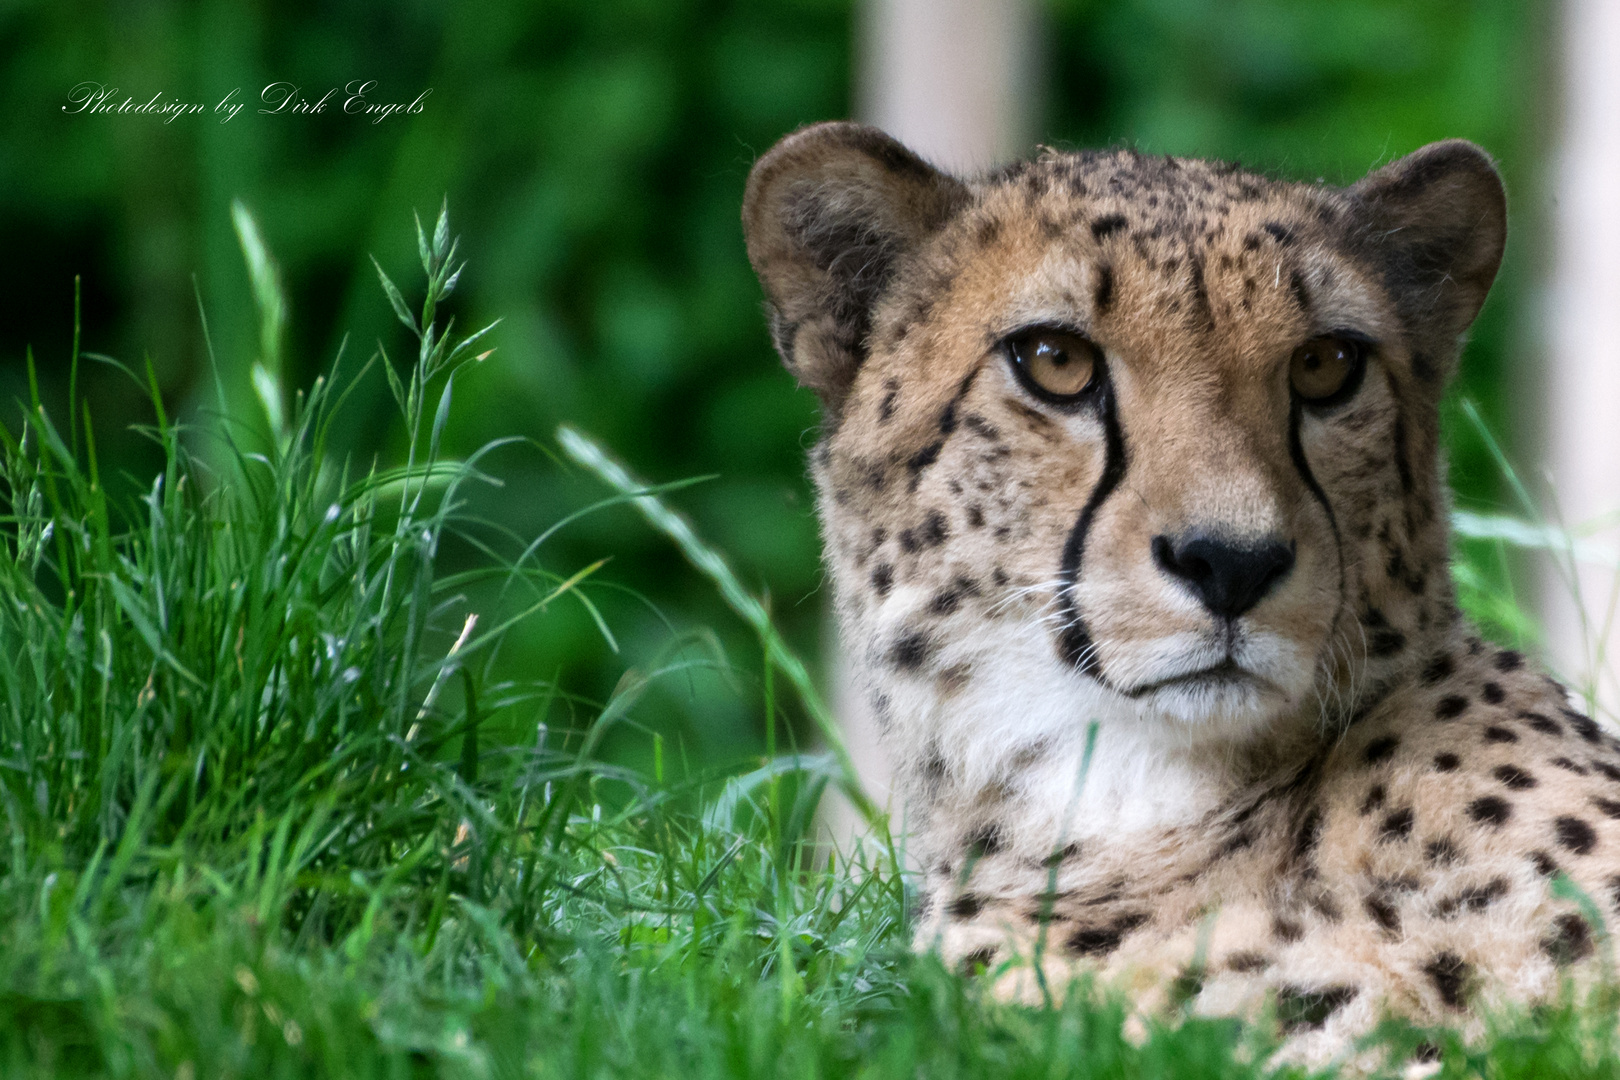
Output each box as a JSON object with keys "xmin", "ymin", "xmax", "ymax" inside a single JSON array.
[
  {"xmin": 959, "ymin": 946, "xmax": 998, "ymax": 975},
  {"xmin": 1424, "ymin": 952, "xmax": 1471, "ymax": 1009},
  {"xmin": 1435, "ymin": 695, "xmax": 1469, "ymax": 720},
  {"xmin": 1024, "ymin": 903, "xmax": 1057, "ymax": 925},
  {"xmin": 1531, "ymin": 851, "xmax": 1560, "ymax": 877},
  {"xmin": 948, "ymin": 893, "xmax": 984, "ymax": 919},
  {"xmin": 1380, "ymin": 808, "xmax": 1415, "ymax": 842},
  {"xmin": 967, "ymin": 825, "xmax": 1004, "ymax": 858},
  {"xmin": 966, "ymin": 505, "xmax": 984, "ymax": 528},
  {"xmin": 1090, "ymin": 214, "xmax": 1127, "ymax": 240},
  {"xmin": 1288, "ymin": 270, "xmax": 1310, "ymax": 312},
  {"xmin": 871, "ymin": 564, "xmax": 893, "ymax": 597},
  {"xmin": 1594, "ymin": 797, "xmax": 1620, "ymax": 820},
  {"xmin": 1094, "ymin": 264, "xmax": 1114, "ymax": 315},
  {"xmin": 1496, "ymin": 650, "xmax": 1524, "ymax": 672},
  {"xmin": 1482, "ymin": 682, "xmax": 1505, "ymax": 705},
  {"xmin": 1272, "ymin": 916, "xmax": 1304, "ymax": 943},
  {"xmin": 1594, "ymin": 760, "xmax": 1620, "ymax": 783},
  {"xmin": 1483, "ymin": 725, "xmax": 1518, "ymax": 744},
  {"xmin": 1552, "ymin": 757, "xmax": 1588, "ymax": 775},
  {"xmin": 901, "ymin": 511, "xmax": 948, "ymax": 552},
  {"xmin": 1426, "ymin": 838, "xmax": 1461, "ymax": 865},
  {"xmin": 1543, "ymin": 913, "xmax": 1594, "ymax": 965},
  {"xmin": 1359, "ymin": 785, "xmax": 1387, "ymax": 815},
  {"xmin": 1263, "ymin": 221, "xmax": 1297, "ymax": 245},
  {"xmin": 1364, "ymin": 736, "xmax": 1400, "ymax": 764},
  {"xmin": 1226, "ymin": 950, "xmax": 1270, "ymax": 973},
  {"xmin": 1555, "ymin": 816, "xmax": 1597, "ymax": 856},
  {"xmin": 907, "ymin": 441, "xmax": 943, "ymax": 481},
  {"xmin": 1293, "ymin": 808, "xmax": 1324, "ymax": 862},
  {"xmin": 1188, "ymin": 254, "xmax": 1213, "ymax": 328},
  {"xmin": 1566, "ymin": 710, "xmax": 1602, "ymax": 744},
  {"xmin": 1065, "ymin": 912, "xmax": 1149, "ymax": 957},
  {"xmin": 1436, "ymin": 877, "xmax": 1508, "ymax": 917},
  {"xmin": 1367, "ymin": 626, "xmax": 1406, "ymax": 658},
  {"xmin": 1493, "ymin": 765, "xmax": 1537, "ymax": 790},
  {"xmin": 963, "ymin": 414, "xmax": 1001, "ymax": 441},
  {"xmin": 1522, "ymin": 712, "xmax": 1563, "ymax": 736},
  {"xmin": 878, "ymin": 378, "xmax": 900, "ymax": 422},
  {"xmin": 1042, "ymin": 842, "xmax": 1082, "ymax": 867},
  {"xmin": 890, "ymin": 630, "xmax": 931, "ymax": 671},
  {"xmin": 1467, "ymin": 796, "xmax": 1511, "ymax": 827},
  {"xmin": 1276, "ymin": 985, "xmax": 1357, "ymax": 1032},
  {"xmin": 1433, "ymin": 752, "xmax": 1460, "ymax": 772},
  {"xmin": 1421, "ymin": 653, "xmax": 1454, "ymax": 686},
  {"xmin": 928, "ymin": 576, "xmax": 979, "ymax": 616},
  {"xmin": 1365, "ymin": 894, "xmax": 1400, "ymax": 933}
]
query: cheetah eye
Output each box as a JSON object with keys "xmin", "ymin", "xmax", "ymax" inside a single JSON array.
[
  {"xmin": 1289, "ymin": 335, "xmax": 1366, "ymax": 407},
  {"xmin": 1006, "ymin": 327, "xmax": 1102, "ymax": 405}
]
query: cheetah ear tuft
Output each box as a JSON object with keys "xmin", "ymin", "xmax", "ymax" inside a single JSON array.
[
  {"xmin": 1351, "ymin": 140, "xmax": 1507, "ymax": 372},
  {"xmin": 743, "ymin": 122, "xmax": 967, "ymax": 418}
]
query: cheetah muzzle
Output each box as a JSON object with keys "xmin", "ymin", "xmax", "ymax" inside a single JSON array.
[{"xmin": 743, "ymin": 122, "xmax": 1610, "ymax": 1067}]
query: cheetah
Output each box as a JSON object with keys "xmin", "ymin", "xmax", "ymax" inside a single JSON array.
[{"xmin": 741, "ymin": 122, "xmax": 1620, "ymax": 1065}]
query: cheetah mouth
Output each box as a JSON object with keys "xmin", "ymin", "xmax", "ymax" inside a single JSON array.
[{"xmin": 1120, "ymin": 658, "xmax": 1270, "ymax": 699}]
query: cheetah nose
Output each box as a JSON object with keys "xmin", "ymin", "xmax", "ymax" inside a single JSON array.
[{"xmin": 1151, "ymin": 533, "xmax": 1296, "ymax": 621}]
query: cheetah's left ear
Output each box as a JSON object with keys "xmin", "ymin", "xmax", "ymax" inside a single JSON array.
[
  {"xmin": 1351, "ymin": 140, "xmax": 1507, "ymax": 372},
  {"xmin": 743, "ymin": 122, "xmax": 968, "ymax": 419}
]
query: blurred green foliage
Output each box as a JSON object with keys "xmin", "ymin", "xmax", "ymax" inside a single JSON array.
[{"xmin": 0, "ymin": 0, "xmax": 1549, "ymax": 768}]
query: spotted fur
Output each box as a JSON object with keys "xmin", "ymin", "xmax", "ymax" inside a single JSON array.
[{"xmin": 741, "ymin": 123, "xmax": 1612, "ymax": 1068}]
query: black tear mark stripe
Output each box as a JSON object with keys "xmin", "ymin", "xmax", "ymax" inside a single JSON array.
[
  {"xmin": 1057, "ymin": 376, "xmax": 1128, "ymax": 675},
  {"xmin": 1287, "ymin": 396, "xmax": 1347, "ymax": 652}
]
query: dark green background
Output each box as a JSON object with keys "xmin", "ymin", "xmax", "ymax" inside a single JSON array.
[{"xmin": 0, "ymin": 0, "xmax": 1549, "ymax": 771}]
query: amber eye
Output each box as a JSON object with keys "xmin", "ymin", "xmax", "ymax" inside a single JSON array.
[
  {"xmin": 1289, "ymin": 335, "xmax": 1366, "ymax": 406},
  {"xmin": 1007, "ymin": 328, "xmax": 1102, "ymax": 403}
]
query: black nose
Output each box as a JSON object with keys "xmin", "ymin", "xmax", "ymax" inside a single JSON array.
[{"xmin": 1151, "ymin": 533, "xmax": 1296, "ymax": 621}]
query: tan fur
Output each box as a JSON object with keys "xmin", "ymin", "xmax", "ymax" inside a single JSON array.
[{"xmin": 741, "ymin": 123, "xmax": 1607, "ymax": 1068}]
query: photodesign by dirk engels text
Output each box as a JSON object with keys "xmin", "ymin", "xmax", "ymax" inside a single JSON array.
[{"xmin": 63, "ymin": 81, "xmax": 431, "ymax": 124}]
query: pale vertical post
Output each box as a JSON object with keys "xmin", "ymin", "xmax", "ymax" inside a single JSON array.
[
  {"xmin": 857, "ymin": 0, "xmax": 1038, "ymax": 173},
  {"xmin": 1541, "ymin": 0, "xmax": 1620, "ymax": 722},
  {"xmin": 823, "ymin": 0, "xmax": 1036, "ymax": 849}
]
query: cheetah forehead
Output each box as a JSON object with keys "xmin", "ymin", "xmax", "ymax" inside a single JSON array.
[{"xmin": 874, "ymin": 152, "xmax": 1397, "ymax": 401}]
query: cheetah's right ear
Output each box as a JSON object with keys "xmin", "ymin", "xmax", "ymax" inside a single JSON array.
[
  {"xmin": 1350, "ymin": 140, "xmax": 1507, "ymax": 377},
  {"xmin": 743, "ymin": 122, "xmax": 967, "ymax": 418}
]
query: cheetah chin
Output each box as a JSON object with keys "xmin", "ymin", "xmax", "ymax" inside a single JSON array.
[{"xmin": 743, "ymin": 121, "xmax": 1620, "ymax": 1069}]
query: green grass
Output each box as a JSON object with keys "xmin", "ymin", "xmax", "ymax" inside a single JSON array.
[{"xmin": 3, "ymin": 208, "xmax": 1620, "ymax": 1079}]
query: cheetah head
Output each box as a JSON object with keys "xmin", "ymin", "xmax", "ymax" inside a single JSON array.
[{"xmin": 743, "ymin": 124, "xmax": 1505, "ymax": 794}]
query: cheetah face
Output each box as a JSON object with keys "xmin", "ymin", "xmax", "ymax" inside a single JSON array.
[{"xmin": 744, "ymin": 125, "xmax": 1504, "ymax": 749}]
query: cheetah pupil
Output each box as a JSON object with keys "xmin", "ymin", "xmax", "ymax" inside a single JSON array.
[{"xmin": 743, "ymin": 123, "xmax": 1620, "ymax": 1066}]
